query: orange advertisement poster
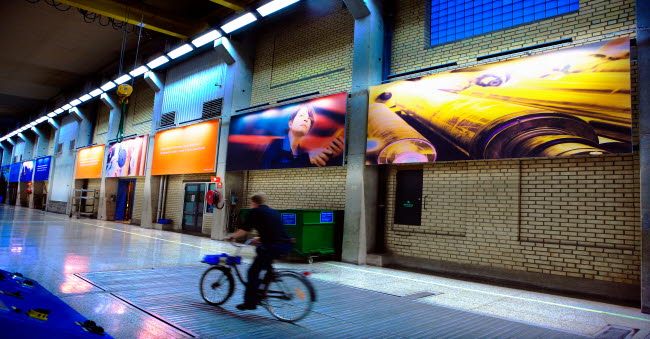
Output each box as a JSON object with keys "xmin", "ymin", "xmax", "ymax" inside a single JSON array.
[
  {"xmin": 151, "ymin": 120, "xmax": 219, "ymax": 175},
  {"xmin": 75, "ymin": 145, "xmax": 105, "ymax": 179}
]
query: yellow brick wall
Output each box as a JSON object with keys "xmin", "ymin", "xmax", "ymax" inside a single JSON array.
[
  {"xmin": 391, "ymin": 0, "xmax": 636, "ymax": 74},
  {"xmin": 385, "ymin": 0, "xmax": 639, "ymax": 285},
  {"xmin": 250, "ymin": 0, "xmax": 353, "ymax": 105},
  {"xmin": 243, "ymin": 0, "xmax": 352, "ymax": 210},
  {"xmin": 131, "ymin": 177, "xmax": 145, "ymax": 224},
  {"xmin": 124, "ymin": 81, "xmax": 154, "ymax": 137},
  {"xmin": 93, "ymin": 104, "xmax": 110, "ymax": 144},
  {"xmin": 243, "ymin": 167, "xmax": 347, "ymax": 210}
]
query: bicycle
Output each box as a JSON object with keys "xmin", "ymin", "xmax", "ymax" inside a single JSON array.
[{"xmin": 199, "ymin": 239, "xmax": 316, "ymax": 322}]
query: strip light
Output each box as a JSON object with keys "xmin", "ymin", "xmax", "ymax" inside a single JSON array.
[
  {"xmin": 147, "ymin": 55, "xmax": 170, "ymax": 69},
  {"xmin": 62, "ymin": 104, "xmax": 72, "ymax": 110},
  {"xmin": 89, "ymin": 89, "xmax": 103, "ymax": 97},
  {"xmin": 79, "ymin": 94, "xmax": 92, "ymax": 102},
  {"xmin": 192, "ymin": 30, "xmax": 222, "ymax": 47},
  {"xmin": 221, "ymin": 13, "xmax": 257, "ymax": 33},
  {"xmin": 257, "ymin": 0, "xmax": 300, "ymax": 17},
  {"xmin": 115, "ymin": 74, "xmax": 131, "ymax": 85},
  {"xmin": 129, "ymin": 66, "xmax": 149, "ymax": 77},
  {"xmin": 70, "ymin": 99, "xmax": 81, "ymax": 106},
  {"xmin": 101, "ymin": 81, "xmax": 116, "ymax": 91},
  {"xmin": 168, "ymin": 44, "xmax": 193, "ymax": 59},
  {"xmin": 54, "ymin": 108, "xmax": 64, "ymax": 114}
]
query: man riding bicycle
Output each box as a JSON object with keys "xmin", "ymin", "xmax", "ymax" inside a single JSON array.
[{"xmin": 224, "ymin": 192, "xmax": 293, "ymax": 310}]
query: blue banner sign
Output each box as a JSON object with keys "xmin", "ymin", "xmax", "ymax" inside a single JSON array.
[
  {"xmin": 320, "ymin": 211, "xmax": 334, "ymax": 223},
  {"xmin": 9, "ymin": 163, "xmax": 21, "ymax": 183},
  {"xmin": 34, "ymin": 156, "xmax": 52, "ymax": 181},
  {"xmin": 281, "ymin": 213, "xmax": 297, "ymax": 226}
]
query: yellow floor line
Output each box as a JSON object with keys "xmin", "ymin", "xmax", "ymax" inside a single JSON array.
[{"xmin": 324, "ymin": 263, "xmax": 650, "ymax": 322}]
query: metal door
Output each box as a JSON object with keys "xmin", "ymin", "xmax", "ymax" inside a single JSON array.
[
  {"xmin": 394, "ymin": 169, "xmax": 423, "ymax": 226},
  {"xmin": 182, "ymin": 183, "xmax": 205, "ymax": 232},
  {"xmin": 115, "ymin": 179, "xmax": 135, "ymax": 222}
]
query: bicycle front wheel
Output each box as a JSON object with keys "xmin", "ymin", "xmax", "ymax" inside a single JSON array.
[
  {"xmin": 200, "ymin": 266, "xmax": 234, "ymax": 306},
  {"xmin": 264, "ymin": 271, "xmax": 315, "ymax": 322}
]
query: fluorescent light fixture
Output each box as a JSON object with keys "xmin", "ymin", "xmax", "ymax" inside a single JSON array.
[
  {"xmin": 29, "ymin": 122, "xmax": 36, "ymax": 127},
  {"xmin": 115, "ymin": 74, "xmax": 131, "ymax": 84},
  {"xmin": 89, "ymin": 88, "xmax": 103, "ymax": 97},
  {"xmin": 101, "ymin": 81, "xmax": 116, "ymax": 91},
  {"xmin": 36, "ymin": 117, "xmax": 47, "ymax": 123},
  {"xmin": 129, "ymin": 65, "xmax": 149, "ymax": 77},
  {"xmin": 167, "ymin": 44, "xmax": 193, "ymax": 59},
  {"xmin": 62, "ymin": 104, "xmax": 72, "ymax": 110},
  {"xmin": 221, "ymin": 13, "xmax": 257, "ymax": 33},
  {"xmin": 147, "ymin": 55, "xmax": 170, "ymax": 69},
  {"xmin": 70, "ymin": 99, "xmax": 81, "ymax": 106},
  {"xmin": 54, "ymin": 108, "xmax": 64, "ymax": 114},
  {"xmin": 257, "ymin": 0, "xmax": 300, "ymax": 17},
  {"xmin": 192, "ymin": 30, "xmax": 222, "ymax": 47},
  {"xmin": 79, "ymin": 94, "xmax": 92, "ymax": 102}
]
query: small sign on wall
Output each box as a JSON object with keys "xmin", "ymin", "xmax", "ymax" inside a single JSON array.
[
  {"xmin": 320, "ymin": 211, "xmax": 333, "ymax": 223},
  {"xmin": 282, "ymin": 213, "xmax": 296, "ymax": 226}
]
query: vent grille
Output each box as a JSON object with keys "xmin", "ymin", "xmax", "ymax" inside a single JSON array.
[
  {"xmin": 14, "ymin": 155, "xmax": 21, "ymax": 163},
  {"xmin": 55, "ymin": 143, "xmax": 63, "ymax": 155},
  {"xmin": 69, "ymin": 139, "xmax": 76, "ymax": 150},
  {"xmin": 202, "ymin": 98, "xmax": 223, "ymax": 120},
  {"xmin": 160, "ymin": 111, "xmax": 176, "ymax": 128}
]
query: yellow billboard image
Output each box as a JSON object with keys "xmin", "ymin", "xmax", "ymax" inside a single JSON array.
[{"xmin": 367, "ymin": 38, "xmax": 631, "ymax": 164}]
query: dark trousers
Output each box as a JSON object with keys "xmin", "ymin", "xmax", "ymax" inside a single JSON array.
[{"xmin": 244, "ymin": 243, "xmax": 292, "ymax": 305}]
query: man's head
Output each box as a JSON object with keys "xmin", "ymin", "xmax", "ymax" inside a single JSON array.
[
  {"xmin": 288, "ymin": 104, "xmax": 315, "ymax": 137},
  {"xmin": 250, "ymin": 192, "xmax": 267, "ymax": 208}
]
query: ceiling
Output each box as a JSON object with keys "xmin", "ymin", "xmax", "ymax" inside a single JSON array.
[{"xmin": 0, "ymin": 0, "xmax": 260, "ymax": 136}]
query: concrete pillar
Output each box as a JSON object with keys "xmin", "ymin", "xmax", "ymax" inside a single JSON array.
[
  {"xmin": 97, "ymin": 95, "xmax": 120, "ymax": 221},
  {"xmin": 341, "ymin": 0, "xmax": 385, "ymax": 264},
  {"xmin": 31, "ymin": 126, "xmax": 50, "ymax": 158},
  {"xmin": 637, "ymin": 0, "xmax": 650, "ymax": 313},
  {"xmin": 18, "ymin": 132, "xmax": 34, "ymax": 161},
  {"xmin": 140, "ymin": 72, "xmax": 165, "ymax": 229},
  {"xmin": 210, "ymin": 37, "xmax": 255, "ymax": 240},
  {"xmin": 45, "ymin": 118, "xmax": 60, "ymax": 212}
]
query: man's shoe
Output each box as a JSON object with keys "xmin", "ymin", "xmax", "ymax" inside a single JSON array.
[{"xmin": 236, "ymin": 303, "xmax": 257, "ymax": 311}]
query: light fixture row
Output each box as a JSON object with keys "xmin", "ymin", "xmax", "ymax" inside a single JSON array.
[{"xmin": 0, "ymin": 0, "xmax": 300, "ymax": 144}]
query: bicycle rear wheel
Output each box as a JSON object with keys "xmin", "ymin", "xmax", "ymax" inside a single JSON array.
[
  {"xmin": 264, "ymin": 271, "xmax": 315, "ymax": 322},
  {"xmin": 200, "ymin": 266, "xmax": 234, "ymax": 306}
]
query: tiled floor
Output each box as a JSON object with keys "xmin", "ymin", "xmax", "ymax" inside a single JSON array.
[{"xmin": 1, "ymin": 204, "xmax": 649, "ymax": 338}]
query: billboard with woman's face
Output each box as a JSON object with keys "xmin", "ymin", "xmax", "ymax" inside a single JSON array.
[
  {"xmin": 366, "ymin": 38, "xmax": 631, "ymax": 164},
  {"xmin": 105, "ymin": 135, "xmax": 148, "ymax": 177},
  {"xmin": 227, "ymin": 92, "xmax": 347, "ymax": 171}
]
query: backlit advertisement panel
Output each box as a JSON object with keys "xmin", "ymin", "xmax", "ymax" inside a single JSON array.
[
  {"xmin": 105, "ymin": 135, "xmax": 148, "ymax": 177},
  {"xmin": 9, "ymin": 163, "xmax": 20, "ymax": 183},
  {"xmin": 19, "ymin": 160, "xmax": 34, "ymax": 182},
  {"xmin": 151, "ymin": 120, "xmax": 219, "ymax": 175},
  {"xmin": 34, "ymin": 156, "xmax": 52, "ymax": 181},
  {"xmin": 366, "ymin": 38, "xmax": 631, "ymax": 164},
  {"xmin": 227, "ymin": 92, "xmax": 347, "ymax": 171},
  {"xmin": 75, "ymin": 145, "xmax": 105, "ymax": 179}
]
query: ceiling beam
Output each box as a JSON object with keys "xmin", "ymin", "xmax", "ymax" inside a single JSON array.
[
  {"xmin": 207, "ymin": 0, "xmax": 245, "ymax": 12},
  {"xmin": 54, "ymin": 0, "xmax": 196, "ymax": 39}
]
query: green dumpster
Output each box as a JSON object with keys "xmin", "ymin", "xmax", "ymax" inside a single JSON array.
[
  {"xmin": 237, "ymin": 208, "xmax": 336, "ymax": 263},
  {"xmin": 280, "ymin": 209, "xmax": 335, "ymax": 263}
]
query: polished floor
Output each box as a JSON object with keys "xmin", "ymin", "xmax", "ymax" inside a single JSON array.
[{"xmin": 1, "ymin": 204, "xmax": 649, "ymax": 338}]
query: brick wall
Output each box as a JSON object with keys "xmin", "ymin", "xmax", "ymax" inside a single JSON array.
[
  {"xmin": 124, "ymin": 81, "xmax": 154, "ymax": 137},
  {"xmin": 390, "ymin": 0, "xmax": 636, "ymax": 74},
  {"xmin": 384, "ymin": 0, "xmax": 639, "ymax": 286},
  {"xmin": 243, "ymin": 167, "xmax": 347, "ymax": 210},
  {"xmin": 250, "ymin": 0, "xmax": 353, "ymax": 105},
  {"xmin": 242, "ymin": 0, "xmax": 352, "ymax": 210},
  {"xmin": 93, "ymin": 104, "xmax": 110, "ymax": 144}
]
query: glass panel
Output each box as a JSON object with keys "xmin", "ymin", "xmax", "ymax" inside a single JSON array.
[{"xmin": 430, "ymin": 0, "xmax": 579, "ymax": 46}]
